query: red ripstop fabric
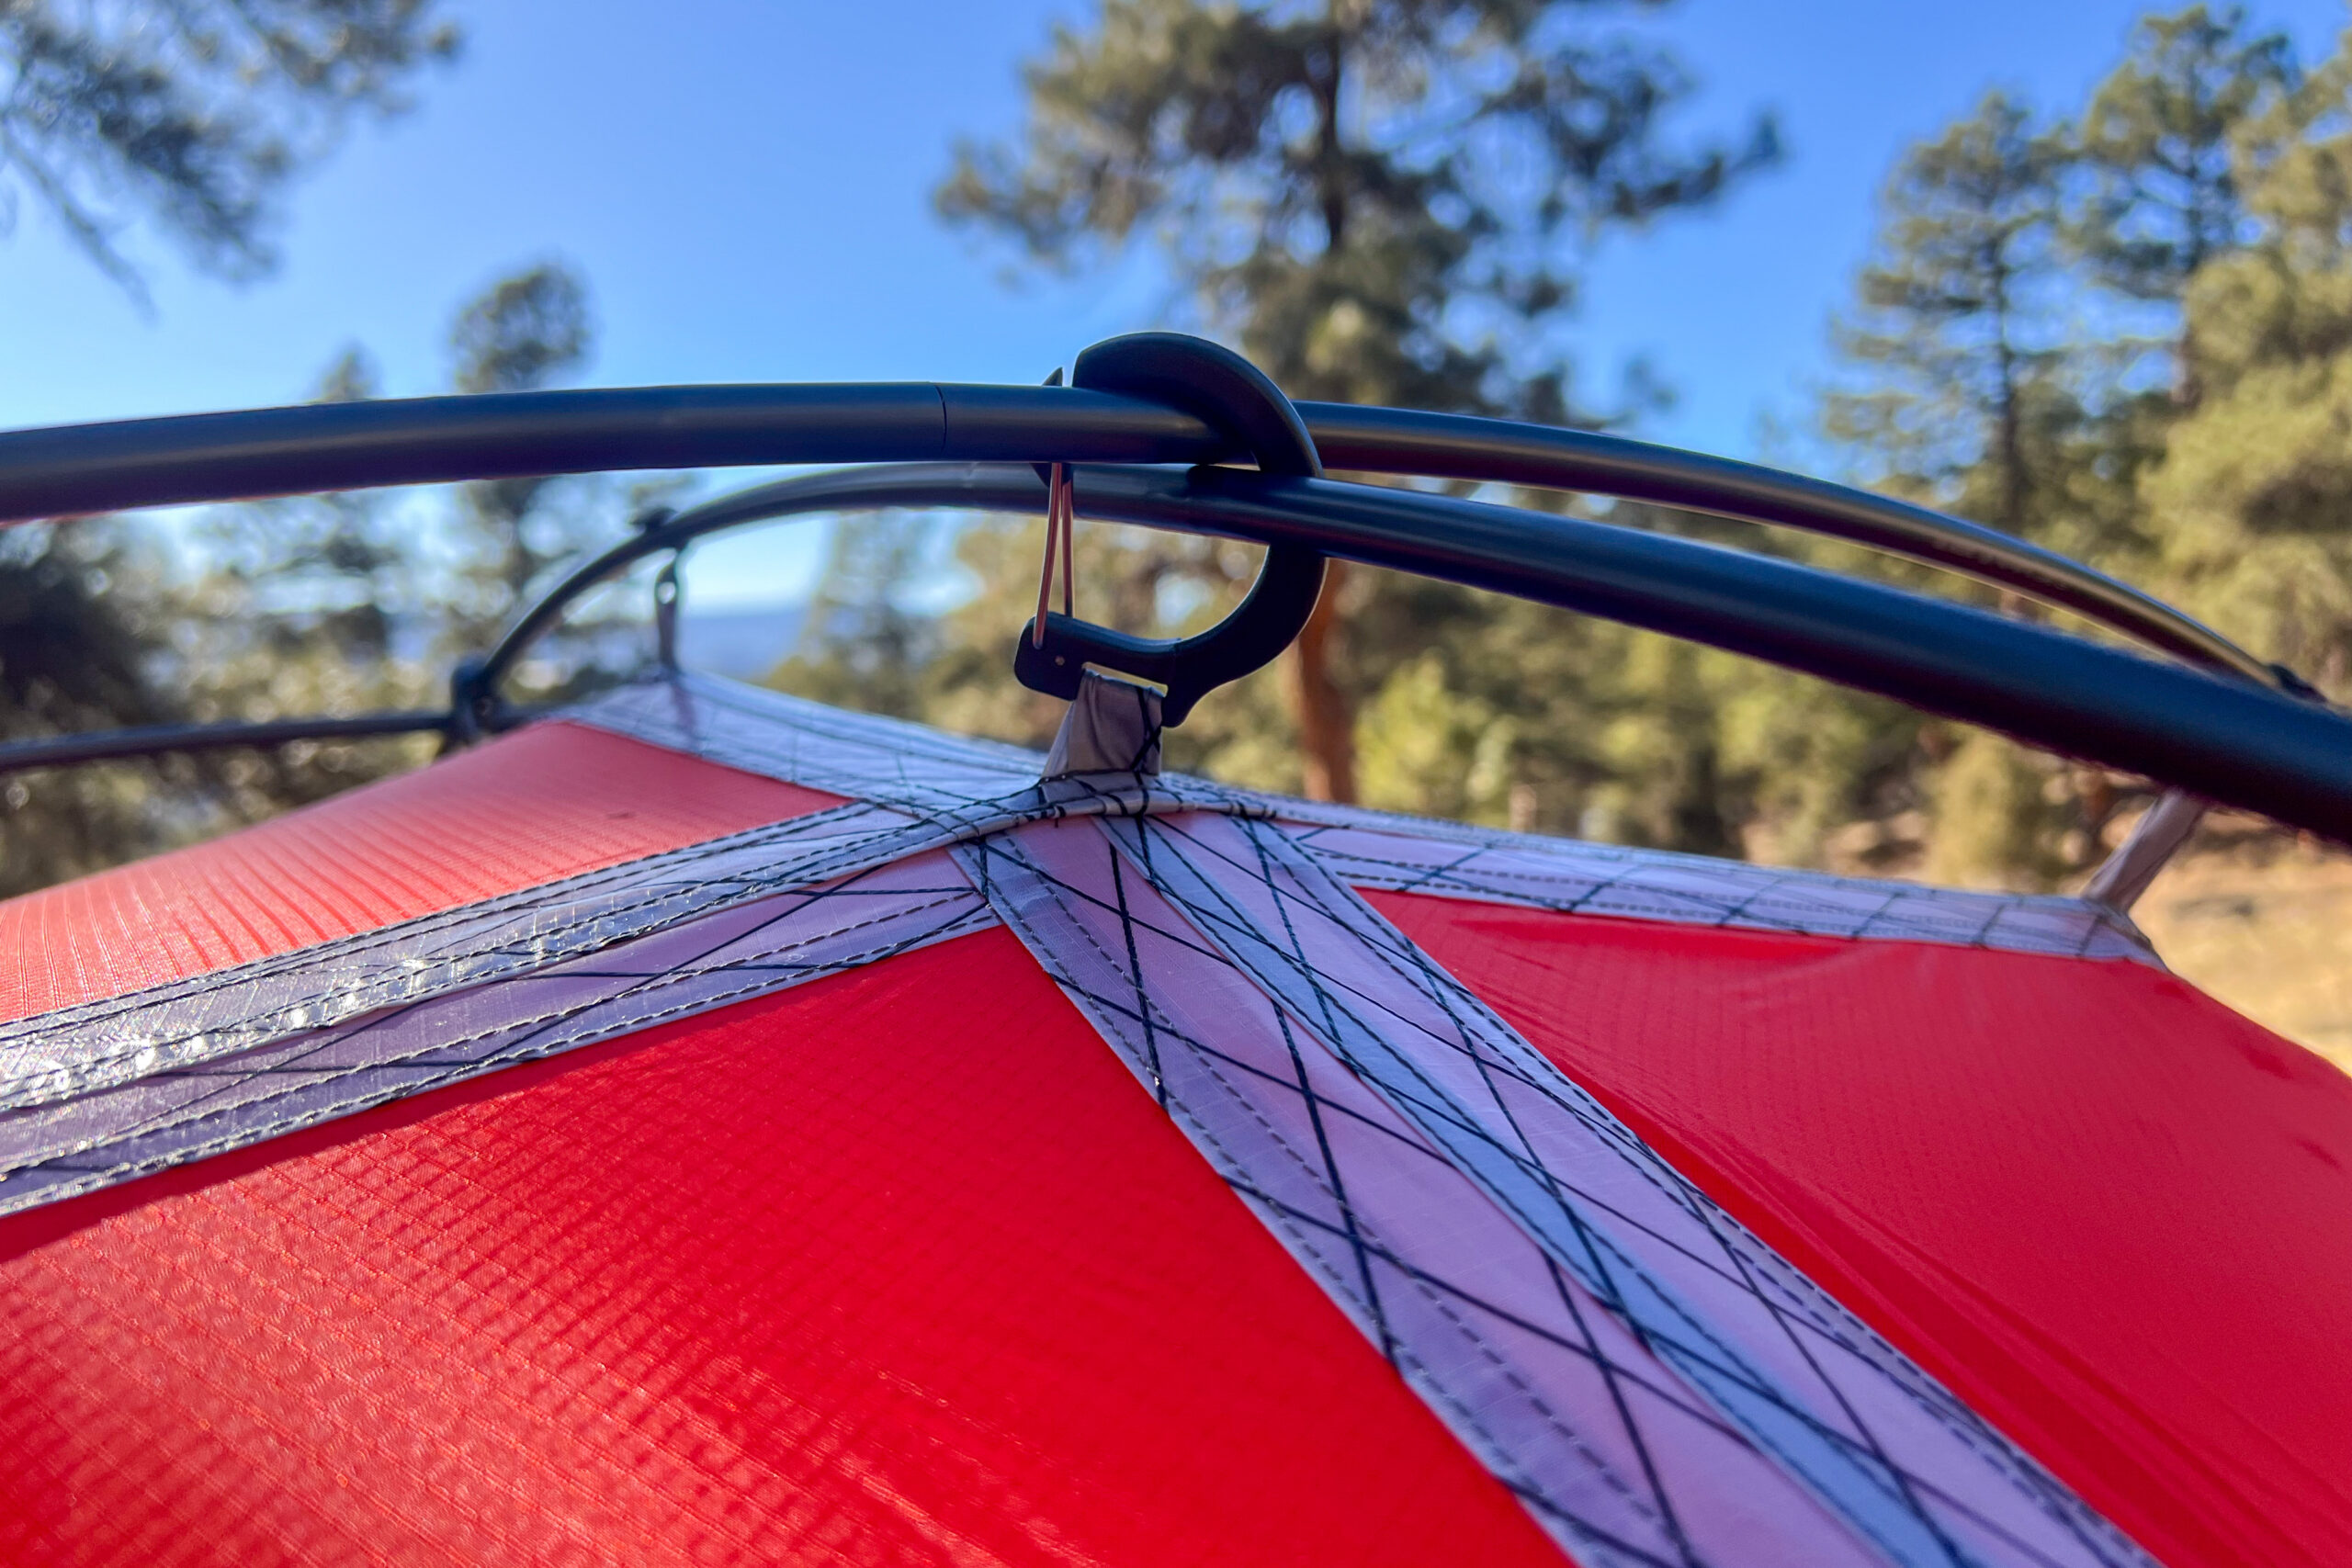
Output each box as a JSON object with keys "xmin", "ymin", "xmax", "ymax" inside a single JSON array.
[
  {"xmin": 0, "ymin": 721, "xmax": 839, "ymax": 1023},
  {"xmin": 0, "ymin": 925, "xmax": 1570, "ymax": 1568},
  {"xmin": 1370, "ymin": 890, "xmax": 2352, "ymax": 1568}
]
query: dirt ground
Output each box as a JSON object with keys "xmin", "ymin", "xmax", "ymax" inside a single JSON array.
[{"xmin": 2128, "ymin": 829, "xmax": 2352, "ymax": 1075}]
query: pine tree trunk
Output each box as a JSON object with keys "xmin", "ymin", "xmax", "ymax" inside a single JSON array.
[{"xmin": 1290, "ymin": 560, "xmax": 1356, "ymax": 801}]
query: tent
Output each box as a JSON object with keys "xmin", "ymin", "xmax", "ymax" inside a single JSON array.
[{"xmin": 0, "ymin": 335, "xmax": 2347, "ymax": 1567}]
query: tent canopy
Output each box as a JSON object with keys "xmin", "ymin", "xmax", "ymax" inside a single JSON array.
[{"xmin": 2, "ymin": 334, "xmax": 2347, "ymax": 1567}]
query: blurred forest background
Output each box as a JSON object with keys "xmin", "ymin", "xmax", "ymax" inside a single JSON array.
[{"xmin": 6, "ymin": 1, "xmax": 2352, "ymax": 1060}]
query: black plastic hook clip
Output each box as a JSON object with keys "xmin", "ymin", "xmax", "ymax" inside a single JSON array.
[{"xmin": 1012, "ymin": 333, "xmax": 1329, "ymax": 726}]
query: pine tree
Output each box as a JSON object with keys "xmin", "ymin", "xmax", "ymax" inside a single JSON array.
[
  {"xmin": 0, "ymin": 0, "xmax": 458, "ymax": 296},
  {"xmin": 1827, "ymin": 94, "xmax": 2077, "ymax": 540},
  {"xmin": 1817, "ymin": 10, "xmax": 2309, "ymax": 885},
  {"xmin": 2073, "ymin": 5, "xmax": 2297, "ymax": 316},
  {"xmin": 2142, "ymin": 26, "xmax": 2352, "ymax": 694}
]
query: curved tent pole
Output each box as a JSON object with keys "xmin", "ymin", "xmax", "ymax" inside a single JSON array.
[
  {"xmin": 0, "ymin": 346, "xmax": 2329, "ymax": 900},
  {"xmin": 1300, "ymin": 405, "xmax": 2278, "ymax": 687},
  {"xmin": 0, "ymin": 379, "xmax": 2274, "ymax": 685},
  {"xmin": 434, "ymin": 460, "xmax": 2352, "ymax": 848},
  {"xmin": 6, "ymin": 457, "xmax": 2347, "ymax": 859},
  {"xmin": 10, "ymin": 455, "xmax": 2345, "ymax": 845}
]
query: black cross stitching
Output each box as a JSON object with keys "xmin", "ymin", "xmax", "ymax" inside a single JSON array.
[
  {"xmin": 981, "ymin": 827, "xmax": 1847, "ymax": 1563},
  {"xmin": 1222, "ymin": 818, "xmax": 1712, "ymax": 1568},
  {"xmin": 961, "ymin": 830, "xmax": 1410, "ymax": 1377},
  {"xmin": 978, "ymin": 807, "xmax": 2153, "ymax": 1568},
  {"xmin": 996, "ymin": 815, "xmax": 2001, "ymax": 1406},
  {"xmin": 973, "ymin": 831, "xmax": 1712, "ymax": 1561},
  {"xmin": 1142, "ymin": 812, "xmax": 2143, "ymax": 1564},
  {"xmin": 956, "ymin": 830, "xmax": 1721, "ymax": 1568},
  {"xmin": 1113, "ymin": 818, "xmax": 1938, "ymax": 1546},
  {"xmin": 992, "ymin": 822, "xmax": 2041, "ymax": 1532},
  {"xmin": 1102, "ymin": 835, "xmax": 1167, "ymax": 1109},
  {"xmin": 1243, "ymin": 1171, "xmax": 2098, "ymax": 1568}
]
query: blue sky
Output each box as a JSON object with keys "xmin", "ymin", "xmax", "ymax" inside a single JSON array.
[{"xmin": 6, "ymin": 0, "xmax": 2346, "ymax": 604}]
